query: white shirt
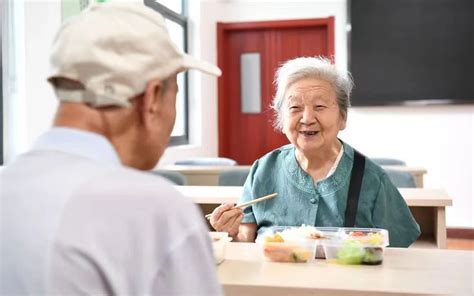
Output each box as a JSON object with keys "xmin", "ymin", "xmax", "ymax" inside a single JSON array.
[
  {"xmin": 326, "ymin": 144, "xmax": 344, "ymax": 178},
  {"xmin": 314, "ymin": 144, "xmax": 345, "ymax": 185},
  {"xmin": 0, "ymin": 127, "xmax": 222, "ymax": 295}
]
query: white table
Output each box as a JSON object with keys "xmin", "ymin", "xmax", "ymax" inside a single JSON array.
[
  {"xmin": 218, "ymin": 242, "xmax": 473, "ymax": 296},
  {"xmin": 176, "ymin": 186, "xmax": 452, "ymax": 248}
]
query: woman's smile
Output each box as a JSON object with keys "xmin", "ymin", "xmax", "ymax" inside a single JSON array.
[{"xmin": 299, "ymin": 130, "xmax": 320, "ymax": 137}]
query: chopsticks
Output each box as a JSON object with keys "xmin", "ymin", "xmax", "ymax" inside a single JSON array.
[{"xmin": 205, "ymin": 192, "xmax": 277, "ymax": 220}]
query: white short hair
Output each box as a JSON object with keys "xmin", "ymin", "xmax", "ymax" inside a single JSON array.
[{"xmin": 271, "ymin": 56, "xmax": 354, "ymax": 130}]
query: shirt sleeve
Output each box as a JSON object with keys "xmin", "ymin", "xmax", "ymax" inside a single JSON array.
[
  {"xmin": 372, "ymin": 173, "xmax": 421, "ymax": 247},
  {"xmin": 240, "ymin": 160, "xmax": 259, "ymax": 223}
]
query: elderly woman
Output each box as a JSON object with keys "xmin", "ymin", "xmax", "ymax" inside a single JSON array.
[{"xmin": 210, "ymin": 56, "xmax": 420, "ymax": 247}]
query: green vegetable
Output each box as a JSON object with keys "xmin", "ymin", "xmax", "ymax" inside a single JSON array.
[
  {"xmin": 291, "ymin": 252, "xmax": 299, "ymax": 262},
  {"xmin": 336, "ymin": 240, "xmax": 365, "ymax": 264},
  {"xmin": 291, "ymin": 249, "xmax": 310, "ymax": 263}
]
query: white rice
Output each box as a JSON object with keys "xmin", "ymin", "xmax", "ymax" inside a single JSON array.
[{"xmin": 279, "ymin": 225, "xmax": 323, "ymax": 242}]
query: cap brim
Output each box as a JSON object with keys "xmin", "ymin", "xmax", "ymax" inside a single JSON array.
[{"xmin": 181, "ymin": 54, "xmax": 222, "ymax": 77}]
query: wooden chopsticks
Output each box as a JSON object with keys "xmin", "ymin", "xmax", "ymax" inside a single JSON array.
[{"xmin": 205, "ymin": 192, "xmax": 277, "ymax": 220}]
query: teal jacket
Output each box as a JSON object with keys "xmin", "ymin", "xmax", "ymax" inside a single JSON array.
[{"xmin": 240, "ymin": 142, "xmax": 420, "ymax": 247}]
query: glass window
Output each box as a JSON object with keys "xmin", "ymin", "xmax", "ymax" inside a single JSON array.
[
  {"xmin": 145, "ymin": 0, "xmax": 188, "ymax": 145},
  {"xmin": 165, "ymin": 19, "xmax": 184, "ymax": 52},
  {"xmin": 164, "ymin": 19, "xmax": 186, "ymax": 137},
  {"xmin": 155, "ymin": 0, "xmax": 182, "ymax": 14},
  {"xmin": 240, "ymin": 53, "xmax": 262, "ymax": 114},
  {"xmin": 172, "ymin": 72, "xmax": 186, "ymax": 137}
]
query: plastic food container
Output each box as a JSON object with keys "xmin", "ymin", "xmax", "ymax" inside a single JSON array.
[
  {"xmin": 256, "ymin": 226, "xmax": 323, "ymax": 263},
  {"xmin": 320, "ymin": 228, "xmax": 389, "ymax": 265},
  {"xmin": 208, "ymin": 232, "xmax": 232, "ymax": 264}
]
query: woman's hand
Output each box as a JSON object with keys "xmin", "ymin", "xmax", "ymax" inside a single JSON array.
[{"xmin": 209, "ymin": 203, "xmax": 244, "ymax": 238}]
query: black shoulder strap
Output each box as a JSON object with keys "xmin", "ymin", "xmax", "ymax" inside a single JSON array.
[{"xmin": 344, "ymin": 150, "xmax": 366, "ymax": 227}]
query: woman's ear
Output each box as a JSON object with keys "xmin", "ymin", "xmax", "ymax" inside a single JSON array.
[{"xmin": 339, "ymin": 117, "xmax": 347, "ymax": 131}]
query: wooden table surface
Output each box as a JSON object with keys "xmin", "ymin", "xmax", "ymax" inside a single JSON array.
[{"xmin": 218, "ymin": 242, "xmax": 473, "ymax": 296}]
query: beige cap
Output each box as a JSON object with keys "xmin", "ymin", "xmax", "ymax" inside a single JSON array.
[{"xmin": 48, "ymin": 2, "xmax": 221, "ymax": 107}]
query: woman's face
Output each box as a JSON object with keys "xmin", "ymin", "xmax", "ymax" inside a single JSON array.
[{"xmin": 281, "ymin": 78, "xmax": 346, "ymax": 155}]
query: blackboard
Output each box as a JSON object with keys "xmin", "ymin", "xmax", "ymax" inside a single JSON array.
[{"xmin": 349, "ymin": 0, "xmax": 474, "ymax": 106}]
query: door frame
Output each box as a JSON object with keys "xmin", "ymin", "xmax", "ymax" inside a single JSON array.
[{"xmin": 216, "ymin": 17, "xmax": 335, "ymax": 157}]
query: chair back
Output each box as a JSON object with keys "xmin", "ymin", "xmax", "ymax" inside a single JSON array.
[
  {"xmin": 175, "ymin": 157, "xmax": 237, "ymax": 166},
  {"xmin": 384, "ymin": 169, "xmax": 416, "ymax": 188},
  {"xmin": 218, "ymin": 169, "xmax": 250, "ymax": 186},
  {"xmin": 150, "ymin": 170, "xmax": 187, "ymax": 185},
  {"xmin": 371, "ymin": 158, "xmax": 406, "ymax": 166}
]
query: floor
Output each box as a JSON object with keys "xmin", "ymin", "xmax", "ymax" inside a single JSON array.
[{"xmin": 447, "ymin": 238, "xmax": 474, "ymax": 250}]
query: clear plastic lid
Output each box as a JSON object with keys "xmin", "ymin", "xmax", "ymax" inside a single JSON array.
[
  {"xmin": 257, "ymin": 226, "xmax": 389, "ymax": 247},
  {"xmin": 256, "ymin": 225, "xmax": 327, "ymax": 244},
  {"xmin": 322, "ymin": 227, "xmax": 389, "ymax": 248}
]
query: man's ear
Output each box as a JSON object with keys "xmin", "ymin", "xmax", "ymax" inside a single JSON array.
[{"xmin": 140, "ymin": 79, "xmax": 163, "ymax": 126}]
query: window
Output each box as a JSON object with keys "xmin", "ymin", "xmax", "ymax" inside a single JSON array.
[{"xmin": 144, "ymin": 0, "xmax": 189, "ymax": 146}]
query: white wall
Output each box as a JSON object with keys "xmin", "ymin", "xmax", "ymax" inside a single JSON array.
[
  {"xmin": 3, "ymin": 0, "xmax": 28, "ymax": 162},
  {"xmin": 23, "ymin": 1, "xmax": 60, "ymax": 149},
  {"xmin": 341, "ymin": 106, "xmax": 473, "ymax": 228},
  {"xmin": 6, "ymin": 0, "xmax": 473, "ymax": 227},
  {"xmin": 3, "ymin": 0, "xmax": 60, "ymax": 163}
]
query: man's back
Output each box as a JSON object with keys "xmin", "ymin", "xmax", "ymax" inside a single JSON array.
[{"xmin": 1, "ymin": 128, "xmax": 221, "ymax": 295}]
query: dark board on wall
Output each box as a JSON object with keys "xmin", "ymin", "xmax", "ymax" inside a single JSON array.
[{"xmin": 349, "ymin": 0, "xmax": 474, "ymax": 106}]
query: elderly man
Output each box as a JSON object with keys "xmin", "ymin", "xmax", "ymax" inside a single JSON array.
[{"xmin": 1, "ymin": 2, "xmax": 222, "ymax": 295}]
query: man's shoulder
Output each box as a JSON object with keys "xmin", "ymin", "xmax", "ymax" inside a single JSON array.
[
  {"xmin": 65, "ymin": 164, "xmax": 195, "ymax": 218},
  {"xmin": 58, "ymin": 166, "xmax": 202, "ymax": 241}
]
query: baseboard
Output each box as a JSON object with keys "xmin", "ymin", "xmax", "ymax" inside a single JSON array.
[{"xmin": 447, "ymin": 227, "xmax": 474, "ymax": 239}]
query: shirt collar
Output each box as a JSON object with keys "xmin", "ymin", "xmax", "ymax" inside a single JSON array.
[
  {"xmin": 284, "ymin": 140, "xmax": 353, "ymax": 195},
  {"xmin": 325, "ymin": 144, "xmax": 344, "ymax": 179},
  {"xmin": 32, "ymin": 127, "xmax": 121, "ymax": 165}
]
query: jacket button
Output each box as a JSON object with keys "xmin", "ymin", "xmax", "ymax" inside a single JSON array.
[{"xmin": 310, "ymin": 198, "xmax": 317, "ymax": 204}]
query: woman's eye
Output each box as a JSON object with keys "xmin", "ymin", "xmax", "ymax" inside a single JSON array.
[{"xmin": 315, "ymin": 105, "xmax": 326, "ymax": 111}]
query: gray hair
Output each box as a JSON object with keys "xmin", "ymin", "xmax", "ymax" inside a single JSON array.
[
  {"xmin": 50, "ymin": 76, "xmax": 171, "ymax": 103},
  {"xmin": 271, "ymin": 56, "xmax": 354, "ymax": 130}
]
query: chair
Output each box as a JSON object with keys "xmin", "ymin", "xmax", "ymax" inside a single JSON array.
[
  {"xmin": 149, "ymin": 170, "xmax": 187, "ymax": 185},
  {"xmin": 218, "ymin": 169, "xmax": 250, "ymax": 186},
  {"xmin": 175, "ymin": 157, "xmax": 237, "ymax": 166},
  {"xmin": 371, "ymin": 158, "xmax": 406, "ymax": 166},
  {"xmin": 384, "ymin": 169, "xmax": 416, "ymax": 188}
]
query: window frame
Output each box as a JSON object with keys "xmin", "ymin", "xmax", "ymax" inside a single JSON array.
[{"xmin": 144, "ymin": 0, "xmax": 189, "ymax": 146}]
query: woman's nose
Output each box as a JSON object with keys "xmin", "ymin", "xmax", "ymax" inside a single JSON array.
[{"xmin": 300, "ymin": 108, "xmax": 316, "ymax": 124}]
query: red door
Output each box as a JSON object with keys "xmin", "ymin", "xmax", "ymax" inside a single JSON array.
[{"xmin": 217, "ymin": 18, "xmax": 335, "ymax": 165}]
